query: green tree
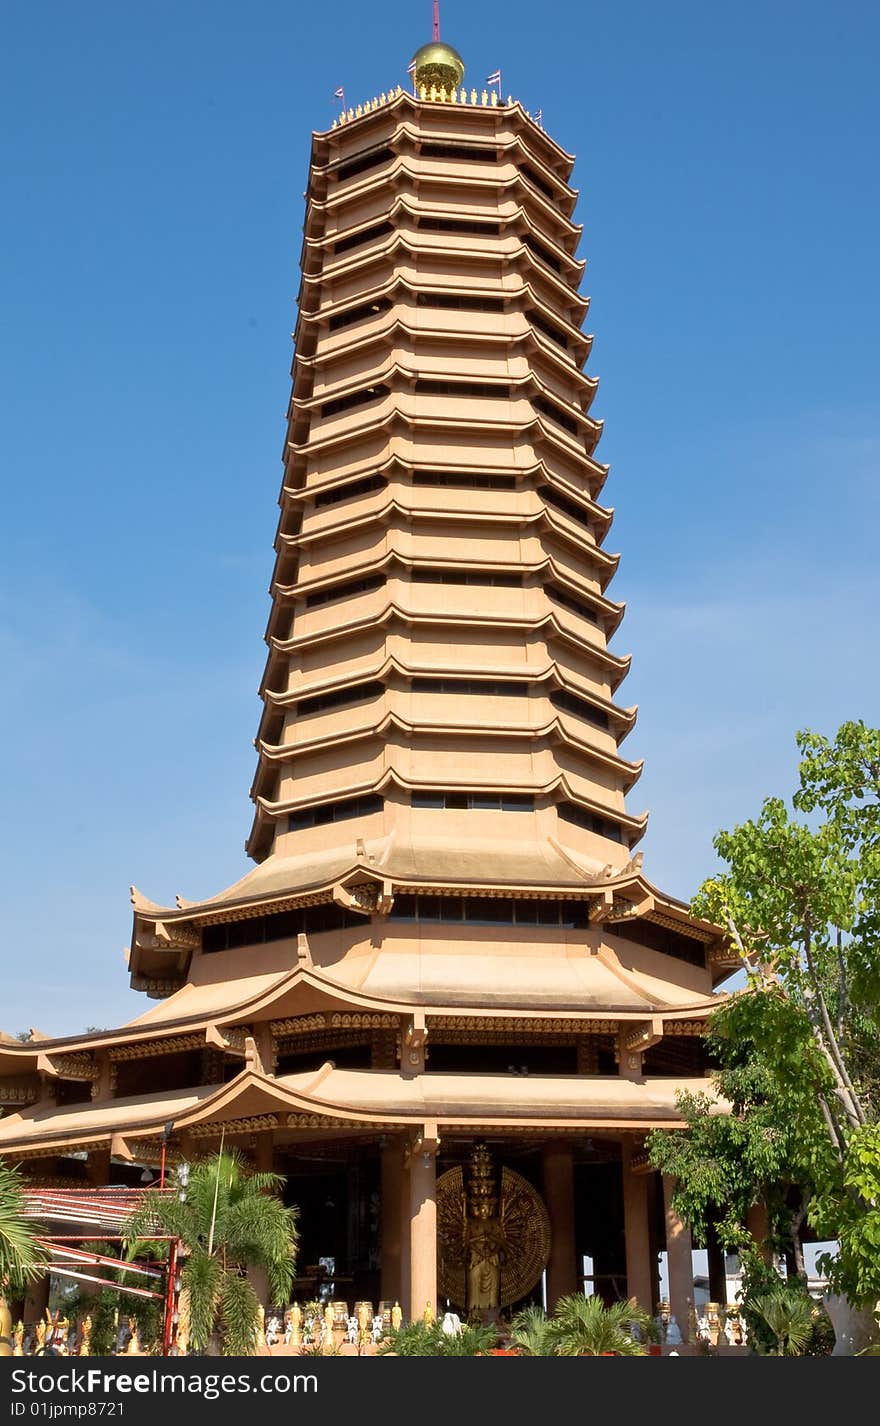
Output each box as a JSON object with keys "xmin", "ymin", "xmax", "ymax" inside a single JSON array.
[
  {"xmin": 127, "ymin": 1149, "xmax": 298, "ymax": 1356},
  {"xmin": 545, "ymin": 1295, "xmax": 647, "ymax": 1356},
  {"xmin": 650, "ymin": 722, "xmax": 880, "ymax": 1305}
]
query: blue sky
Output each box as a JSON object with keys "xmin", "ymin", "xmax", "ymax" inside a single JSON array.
[{"xmin": 1, "ymin": 1, "xmax": 878, "ymax": 1035}]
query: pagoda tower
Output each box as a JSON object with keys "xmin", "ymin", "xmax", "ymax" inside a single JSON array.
[{"xmin": 0, "ymin": 29, "xmax": 741, "ymax": 1340}]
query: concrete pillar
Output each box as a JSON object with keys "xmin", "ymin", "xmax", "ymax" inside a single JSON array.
[
  {"xmin": 706, "ymin": 1219, "xmax": 728, "ymax": 1306},
  {"xmin": 662, "ymin": 1174, "xmax": 694, "ymax": 1341},
  {"xmin": 380, "ymin": 1139, "xmax": 403, "ymax": 1304},
  {"xmin": 399, "ymin": 1154, "xmax": 411, "ymax": 1320},
  {"xmin": 746, "ymin": 1200, "xmax": 773, "ymax": 1264},
  {"xmin": 408, "ymin": 1146, "xmax": 437, "ymax": 1323},
  {"xmin": 542, "ymin": 1143, "xmax": 577, "ymax": 1308},
  {"xmin": 622, "ymin": 1140, "xmax": 654, "ymax": 1311},
  {"xmin": 86, "ymin": 1147, "xmax": 111, "ymax": 1186}
]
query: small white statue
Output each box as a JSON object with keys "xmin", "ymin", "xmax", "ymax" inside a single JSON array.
[
  {"xmin": 665, "ymin": 1314, "xmax": 682, "ymax": 1345},
  {"xmin": 346, "ymin": 1315, "xmax": 359, "ymax": 1345},
  {"xmin": 441, "ymin": 1310, "xmax": 462, "ymax": 1336}
]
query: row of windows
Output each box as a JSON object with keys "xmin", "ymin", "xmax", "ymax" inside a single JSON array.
[
  {"xmin": 520, "ymin": 163, "xmax": 555, "ymax": 201},
  {"xmin": 550, "ymin": 688, "xmax": 611, "ymax": 731},
  {"xmin": 414, "ymin": 378, "xmax": 511, "ymax": 400},
  {"xmin": 313, "ymin": 473, "xmax": 386, "ymax": 508},
  {"xmin": 417, "ymin": 216, "xmax": 501, "ymax": 237},
  {"xmin": 202, "ymin": 900, "xmax": 364, "ymax": 952},
  {"xmin": 548, "ymin": 583, "xmax": 601, "ymax": 626},
  {"xmin": 531, "ymin": 310, "xmax": 569, "ymax": 350},
  {"xmin": 412, "ymin": 790, "xmax": 533, "ymax": 811},
  {"xmin": 558, "ymin": 802, "xmax": 625, "ymax": 843},
  {"xmin": 303, "ymin": 573, "xmax": 384, "ymax": 608},
  {"xmin": 287, "ymin": 792, "xmax": 384, "ymax": 832},
  {"xmin": 411, "ymin": 568, "xmax": 522, "ymax": 587},
  {"xmin": 332, "ymin": 219, "xmax": 393, "ymax": 256},
  {"xmin": 416, "ymin": 291, "xmax": 505, "ymax": 313},
  {"xmin": 411, "ymin": 677, "xmax": 527, "ymax": 697},
  {"xmin": 419, "ymin": 141, "xmax": 497, "ymax": 162},
  {"xmin": 319, "ymin": 383, "xmax": 388, "ymax": 418},
  {"xmin": 534, "ymin": 394, "xmax": 580, "ymax": 436},
  {"xmin": 389, "ymin": 893, "xmax": 590, "ymax": 927},
  {"xmin": 334, "ymin": 146, "xmax": 393, "ymax": 181},
  {"xmin": 522, "ymin": 232, "xmax": 563, "ymax": 273},
  {"xmin": 327, "ymin": 297, "xmax": 390, "ymax": 332},
  {"xmin": 539, "ymin": 482, "xmax": 593, "ymax": 530},
  {"xmin": 412, "ymin": 469, "xmax": 517, "ymax": 490},
  {"xmin": 292, "ymin": 677, "xmax": 611, "ymax": 727},
  {"xmin": 296, "ymin": 679, "xmax": 382, "ymax": 717}
]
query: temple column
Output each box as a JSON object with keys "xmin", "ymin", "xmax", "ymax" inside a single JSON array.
[
  {"xmin": 746, "ymin": 1200, "xmax": 773, "ymax": 1264},
  {"xmin": 86, "ymin": 1146, "xmax": 111, "ymax": 1186},
  {"xmin": 662, "ymin": 1174, "xmax": 694, "ymax": 1341},
  {"xmin": 622, "ymin": 1140, "xmax": 653, "ymax": 1311},
  {"xmin": 706, "ymin": 1219, "xmax": 728, "ymax": 1306},
  {"xmin": 399, "ymin": 1153, "xmax": 412, "ymax": 1320},
  {"xmin": 542, "ymin": 1143, "xmax": 577, "ymax": 1308},
  {"xmin": 381, "ymin": 1138, "xmax": 403, "ymax": 1304},
  {"xmin": 408, "ymin": 1134, "xmax": 437, "ymax": 1322}
]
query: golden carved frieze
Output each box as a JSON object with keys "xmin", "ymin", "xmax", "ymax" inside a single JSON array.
[
  {"xmin": 271, "ymin": 1014, "xmax": 328, "ymax": 1037},
  {"xmin": 0, "ymin": 1077, "xmax": 40, "ymax": 1105},
  {"xmin": 109, "ymin": 1033, "xmax": 204, "ymax": 1062},
  {"xmin": 428, "ymin": 1015, "xmax": 620, "ymax": 1035},
  {"xmin": 189, "ymin": 1114, "xmax": 279, "ymax": 1139},
  {"xmin": 49, "ymin": 1054, "xmax": 99, "ymax": 1082},
  {"xmin": 662, "ymin": 1020, "xmax": 706, "ymax": 1037}
]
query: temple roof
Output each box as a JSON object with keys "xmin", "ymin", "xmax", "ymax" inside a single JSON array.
[{"xmin": 0, "ymin": 1065, "xmax": 728, "ymax": 1155}]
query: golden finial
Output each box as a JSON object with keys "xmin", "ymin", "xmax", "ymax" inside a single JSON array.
[{"xmin": 410, "ymin": 41, "xmax": 465, "ymax": 95}]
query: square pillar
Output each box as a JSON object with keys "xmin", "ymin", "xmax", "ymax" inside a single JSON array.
[
  {"xmin": 541, "ymin": 1143, "xmax": 577, "ymax": 1308},
  {"xmin": 380, "ymin": 1138, "xmax": 404, "ymax": 1304},
  {"xmin": 622, "ymin": 1139, "xmax": 654, "ymax": 1311},
  {"xmin": 408, "ymin": 1138, "xmax": 437, "ymax": 1323},
  {"xmin": 399, "ymin": 1152, "xmax": 412, "ymax": 1320},
  {"xmin": 662, "ymin": 1174, "xmax": 694, "ymax": 1341}
]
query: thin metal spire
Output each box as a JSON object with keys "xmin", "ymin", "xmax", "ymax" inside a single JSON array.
[{"xmin": 432, "ymin": 0, "xmax": 440, "ymax": 41}]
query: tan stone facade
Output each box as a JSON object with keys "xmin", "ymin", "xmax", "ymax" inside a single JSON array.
[{"xmin": 0, "ymin": 59, "xmax": 738, "ymax": 1335}]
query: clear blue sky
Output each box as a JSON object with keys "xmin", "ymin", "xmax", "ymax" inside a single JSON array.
[{"xmin": 1, "ymin": 1, "xmax": 878, "ymax": 1035}]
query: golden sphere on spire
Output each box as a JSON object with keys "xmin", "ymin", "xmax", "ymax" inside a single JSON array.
[{"xmin": 411, "ymin": 41, "xmax": 465, "ymax": 92}]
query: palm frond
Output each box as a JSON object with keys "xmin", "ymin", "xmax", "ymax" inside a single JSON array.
[
  {"xmin": 0, "ymin": 1160, "xmax": 47, "ymax": 1290},
  {"xmin": 219, "ymin": 1272, "xmax": 260, "ymax": 1357},
  {"xmin": 181, "ymin": 1249, "xmax": 222, "ymax": 1352}
]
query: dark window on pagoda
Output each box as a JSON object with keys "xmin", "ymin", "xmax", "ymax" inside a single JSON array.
[
  {"xmin": 417, "ymin": 217, "xmax": 501, "ymax": 237},
  {"xmin": 114, "ymin": 1050, "xmax": 203, "ymax": 1097},
  {"xmin": 558, "ymin": 803, "xmax": 625, "ymax": 844},
  {"xmin": 202, "ymin": 899, "xmax": 367, "ymax": 953},
  {"xmin": 287, "ymin": 792, "xmax": 384, "ymax": 833},
  {"xmin": 320, "ymin": 384, "xmax": 388, "ymax": 419},
  {"xmin": 414, "ymin": 379, "xmax": 511, "ymax": 400},
  {"xmin": 411, "ymin": 791, "xmax": 533, "ymax": 812},
  {"xmin": 534, "ymin": 394, "xmax": 579, "ymax": 435},
  {"xmin": 547, "ymin": 583, "xmax": 601, "ymax": 625},
  {"xmin": 412, "ymin": 470, "xmax": 516, "ymax": 490},
  {"xmin": 539, "ymin": 483, "xmax": 593, "ymax": 530},
  {"xmin": 334, "ymin": 146, "xmax": 393, "ymax": 182},
  {"xmin": 389, "ymin": 893, "xmax": 588, "ymax": 928},
  {"xmin": 530, "ymin": 310, "xmax": 569, "ymax": 350},
  {"xmin": 296, "ymin": 680, "xmax": 382, "ymax": 717},
  {"xmin": 327, "ymin": 297, "xmax": 391, "ymax": 333},
  {"xmin": 304, "ymin": 572, "xmax": 384, "ymax": 608},
  {"xmin": 411, "ymin": 677, "xmax": 527, "ymax": 696},
  {"xmin": 427, "ymin": 1042, "xmax": 579, "ymax": 1075},
  {"xmin": 277, "ymin": 1041, "xmax": 372, "ymax": 1076},
  {"xmin": 520, "ymin": 164, "xmax": 555, "ymax": 200},
  {"xmin": 606, "ymin": 917, "xmax": 706, "ymax": 968},
  {"xmin": 522, "ymin": 233, "xmax": 562, "ymax": 273},
  {"xmin": 332, "ymin": 220, "xmax": 393, "ymax": 256},
  {"xmin": 411, "ymin": 568, "xmax": 522, "ymax": 587},
  {"xmin": 313, "ymin": 473, "xmax": 386, "ymax": 508},
  {"xmin": 550, "ymin": 689, "xmax": 610, "ymax": 731},
  {"xmin": 419, "ymin": 141, "xmax": 497, "ymax": 162},
  {"xmin": 416, "ymin": 292, "xmax": 505, "ymax": 313}
]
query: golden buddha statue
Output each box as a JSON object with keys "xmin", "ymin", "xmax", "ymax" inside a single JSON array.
[
  {"xmin": 288, "ymin": 1302, "xmax": 302, "ymax": 1348},
  {"xmin": 422, "ymin": 1300, "xmax": 434, "ymax": 1327},
  {"xmin": 125, "ymin": 1319, "xmax": 143, "ymax": 1355},
  {"xmin": 13, "ymin": 1320, "xmax": 24, "ymax": 1356},
  {"xmin": 391, "ymin": 1301, "xmax": 403, "ymax": 1332},
  {"xmin": 78, "ymin": 1314, "xmax": 93, "ymax": 1356}
]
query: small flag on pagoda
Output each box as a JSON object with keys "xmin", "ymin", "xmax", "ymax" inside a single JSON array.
[
  {"xmin": 334, "ymin": 86, "xmax": 345, "ymax": 106},
  {"xmin": 487, "ymin": 68, "xmax": 502, "ymax": 90},
  {"xmin": 535, "ymin": 108, "xmax": 543, "ymax": 126}
]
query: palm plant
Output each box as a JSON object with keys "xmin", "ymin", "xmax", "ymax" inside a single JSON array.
[
  {"xmin": 377, "ymin": 1318, "xmax": 498, "ymax": 1356},
  {"xmin": 509, "ymin": 1304, "xmax": 555, "ymax": 1356},
  {"xmin": 127, "ymin": 1149, "xmax": 298, "ymax": 1356},
  {"xmin": 547, "ymin": 1294, "xmax": 646, "ymax": 1356},
  {"xmin": 0, "ymin": 1160, "xmax": 45, "ymax": 1294},
  {"xmin": 749, "ymin": 1290, "xmax": 816, "ymax": 1356}
]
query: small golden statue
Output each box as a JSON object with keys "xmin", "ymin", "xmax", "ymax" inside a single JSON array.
[
  {"xmin": 35, "ymin": 1320, "xmax": 46, "ymax": 1352},
  {"xmin": 125, "ymin": 1319, "xmax": 143, "ymax": 1355},
  {"xmin": 422, "ymin": 1300, "xmax": 434, "ymax": 1328},
  {"xmin": 356, "ymin": 1299, "xmax": 372, "ymax": 1350},
  {"xmin": 256, "ymin": 1304, "xmax": 267, "ymax": 1352},
  {"xmin": 323, "ymin": 1301, "xmax": 335, "ymax": 1352},
  {"xmin": 288, "ymin": 1302, "xmax": 302, "ymax": 1348},
  {"xmin": 391, "ymin": 1301, "xmax": 403, "ymax": 1332},
  {"xmin": 78, "ymin": 1314, "xmax": 93, "ymax": 1356},
  {"xmin": 13, "ymin": 1320, "xmax": 24, "ymax": 1356}
]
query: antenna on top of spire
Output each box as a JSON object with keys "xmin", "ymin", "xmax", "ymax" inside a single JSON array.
[{"xmin": 433, "ymin": 0, "xmax": 441, "ymax": 41}]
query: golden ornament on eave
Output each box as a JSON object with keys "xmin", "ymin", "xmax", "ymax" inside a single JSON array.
[{"xmin": 411, "ymin": 41, "xmax": 465, "ymax": 92}]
